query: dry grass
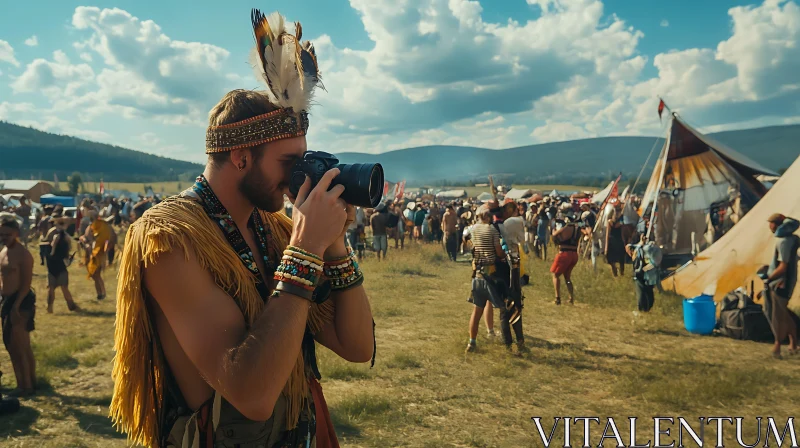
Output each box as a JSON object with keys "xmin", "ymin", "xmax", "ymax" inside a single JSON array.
[{"xmin": 1, "ymin": 241, "xmax": 798, "ymax": 447}]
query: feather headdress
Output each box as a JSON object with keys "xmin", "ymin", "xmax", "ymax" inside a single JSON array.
[
  {"xmin": 249, "ymin": 9, "xmax": 322, "ymax": 113},
  {"xmin": 205, "ymin": 10, "xmax": 323, "ymax": 153}
]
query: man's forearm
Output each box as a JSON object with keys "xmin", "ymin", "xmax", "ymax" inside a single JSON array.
[
  {"xmin": 325, "ymin": 239, "xmax": 374, "ymax": 361},
  {"xmin": 225, "ymin": 293, "xmax": 310, "ymax": 415},
  {"xmin": 329, "ymin": 285, "xmax": 373, "ymax": 361},
  {"xmin": 767, "ymin": 263, "xmax": 788, "ymax": 283}
]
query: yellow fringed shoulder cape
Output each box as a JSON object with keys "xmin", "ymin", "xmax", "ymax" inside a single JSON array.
[{"xmin": 110, "ymin": 196, "xmax": 334, "ymax": 448}]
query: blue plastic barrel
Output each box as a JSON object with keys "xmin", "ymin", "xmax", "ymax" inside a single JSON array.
[{"xmin": 683, "ymin": 294, "xmax": 716, "ymax": 335}]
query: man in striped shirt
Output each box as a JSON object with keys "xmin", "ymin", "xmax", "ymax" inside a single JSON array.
[{"xmin": 465, "ymin": 205, "xmax": 505, "ymax": 353}]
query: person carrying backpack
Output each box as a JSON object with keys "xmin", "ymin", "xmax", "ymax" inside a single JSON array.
[{"xmin": 760, "ymin": 213, "xmax": 800, "ymax": 359}]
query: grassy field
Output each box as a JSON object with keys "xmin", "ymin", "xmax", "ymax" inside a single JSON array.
[{"xmin": 1, "ymin": 240, "xmax": 798, "ymax": 447}]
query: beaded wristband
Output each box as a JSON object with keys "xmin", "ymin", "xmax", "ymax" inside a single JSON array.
[
  {"xmin": 282, "ymin": 250, "xmax": 323, "ymax": 266},
  {"xmin": 286, "ymin": 246, "xmax": 324, "ymax": 263},
  {"xmin": 274, "ymin": 247, "xmax": 324, "ymax": 294},
  {"xmin": 324, "ymin": 249, "xmax": 364, "ymax": 291}
]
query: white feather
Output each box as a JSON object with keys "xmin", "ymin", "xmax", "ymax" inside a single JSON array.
[{"xmin": 251, "ymin": 12, "xmax": 319, "ymax": 113}]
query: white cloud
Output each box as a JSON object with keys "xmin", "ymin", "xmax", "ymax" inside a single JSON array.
[
  {"xmin": 133, "ymin": 132, "xmax": 161, "ymax": 146},
  {"xmin": 312, "ymin": 0, "xmax": 643, "ymax": 144},
  {"xmin": 71, "ymin": 7, "xmax": 232, "ymax": 107},
  {"xmin": 660, "ymin": 19, "xmax": 669, "ymax": 27},
  {"xmin": 4, "ymin": 0, "xmax": 800, "ymax": 158},
  {"xmin": 0, "ymin": 40, "xmax": 20, "ymax": 67},
  {"xmin": 0, "ymin": 102, "xmax": 37, "ymax": 120},
  {"xmin": 11, "ymin": 50, "xmax": 95, "ymax": 96},
  {"xmin": 24, "ymin": 35, "xmax": 38, "ymax": 47},
  {"xmin": 529, "ymin": 0, "xmax": 800, "ymax": 140},
  {"xmin": 531, "ymin": 120, "xmax": 593, "ymax": 142},
  {"xmin": 11, "ymin": 114, "xmax": 111, "ymax": 142}
]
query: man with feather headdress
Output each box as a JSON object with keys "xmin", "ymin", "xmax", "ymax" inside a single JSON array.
[{"xmin": 110, "ymin": 10, "xmax": 375, "ymax": 448}]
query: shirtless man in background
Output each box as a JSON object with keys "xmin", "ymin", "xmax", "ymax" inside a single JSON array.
[{"xmin": 0, "ymin": 219, "xmax": 37, "ymax": 397}]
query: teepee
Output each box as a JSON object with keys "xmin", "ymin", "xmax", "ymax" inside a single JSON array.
[
  {"xmin": 638, "ymin": 112, "xmax": 778, "ymax": 271},
  {"xmin": 663, "ymin": 155, "xmax": 799, "ymax": 306}
]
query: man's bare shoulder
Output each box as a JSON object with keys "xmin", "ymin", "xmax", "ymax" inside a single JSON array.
[{"xmin": 10, "ymin": 244, "xmax": 32, "ymax": 262}]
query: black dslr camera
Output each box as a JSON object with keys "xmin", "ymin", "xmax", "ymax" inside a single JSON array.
[{"xmin": 289, "ymin": 151, "xmax": 384, "ymax": 208}]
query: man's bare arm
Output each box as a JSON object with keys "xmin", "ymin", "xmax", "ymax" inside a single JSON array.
[
  {"xmin": 145, "ymin": 249, "xmax": 311, "ymax": 421},
  {"xmin": 315, "ymin": 241, "xmax": 374, "ymax": 363},
  {"xmin": 15, "ymin": 250, "xmax": 34, "ymax": 308},
  {"xmin": 767, "ymin": 261, "xmax": 788, "ymax": 284}
]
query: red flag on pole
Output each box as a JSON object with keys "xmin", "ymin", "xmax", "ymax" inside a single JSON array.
[
  {"xmin": 383, "ymin": 181, "xmax": 389, "ymax": 197},
  {"xmin": 657, "ymin": 99, "xmax": 666, "ymax": 121},
  {"xmin": 99, "ymin": 179, "xmax": 105, "ymax": 195},
  {"xmin": 396, "ymin": 180, "xmax": 406, "ymax": 200}
]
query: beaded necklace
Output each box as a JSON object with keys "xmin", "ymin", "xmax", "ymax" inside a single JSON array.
[{"xmin": 191, "ymin": 175, "xmax": 274, "ymax": 299}]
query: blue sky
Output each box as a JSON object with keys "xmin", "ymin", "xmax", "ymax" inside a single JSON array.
[{"xmin": 1, "ymin": 0, "xmax": 799, "ymax": 163}]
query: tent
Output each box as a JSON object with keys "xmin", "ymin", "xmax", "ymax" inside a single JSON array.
[
  {"xmin": 639, "ymin": 113, "xmax": 777, "ymax": 267},
  {"xmin": 477, "ymin": 192, "xmax": 504, "ymax": 203},
  {"xmin": 663, "ymin": 155, "xmax": 800, "ymax": 307},
  {"xmin": 591, "ymin": 181, "xmax": 616, "ymax": 205},
  {"xmin": 39, "ymin": 194, "xmax": 76, "ymax": 207},
  {"xmin": 435, "ymin": 189, "xmax": 467, "ymax": 199},
  {"xmin": 504, "ymin": 188, "xmax": 535, "ymax": 200},
  {"xmin": 477, "ymin": 192, "xmax": 494, "ymax": 202}
]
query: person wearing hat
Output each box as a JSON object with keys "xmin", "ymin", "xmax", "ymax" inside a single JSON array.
[
  {"xmin": 46, "ymin": 212, "xmax": 79, "ymax": 313},
  {"xmin": 760, "ymin": 213, "xmax": 800, "ymax": 359}
]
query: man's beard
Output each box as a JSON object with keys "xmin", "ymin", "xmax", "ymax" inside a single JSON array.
[{"xmin": 239, "ymin": 168, "xmax": 284, "ymax": 212}]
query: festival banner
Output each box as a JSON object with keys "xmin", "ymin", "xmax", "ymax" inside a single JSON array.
[{"xmin": 395, "ymin": 180, "xmax": 406, "ymax": 199}]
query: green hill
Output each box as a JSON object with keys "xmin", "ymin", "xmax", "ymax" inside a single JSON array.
[
  {"xmin": 1, "ymin": 119, "xmax": 797, "ymax": 186},
  {"xmin": 337, "ymin": 124, "xmax": 800, "ymax": 186},
  {"xmin": 0, "ymin": 121, "xmax": 203, "ymax": 182}
]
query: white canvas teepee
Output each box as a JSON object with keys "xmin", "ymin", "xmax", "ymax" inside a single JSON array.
[
  {"xmin": 663, "ymin": 155, "xmax": 800, "ymax": 307},
  {"xmin": 639, "ymin": 114, "xmax": 777, "ymax": 260}
]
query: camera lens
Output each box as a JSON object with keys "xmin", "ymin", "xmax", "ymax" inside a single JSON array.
[{"xmin": 333, "ymin": 163, "xmax": 384, "ymax": 208}]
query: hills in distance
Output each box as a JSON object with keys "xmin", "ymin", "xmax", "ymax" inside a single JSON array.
[{"xmin": 1, "ymin": 120, "xmax": 798, "ymax": 186}]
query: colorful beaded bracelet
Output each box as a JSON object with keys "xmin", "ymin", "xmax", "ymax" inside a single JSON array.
[
  {"xmin": 281, "ymin": 254, "xmax": 323, "ymax": 272},
  {"xmin": 286, "ymin": 246, "xmax": 324, "ymax": 263},
  {"xmin": 282, "ymin": 250, "xmax": 323, "ymax": 266},
  {"xmin": 273, "ymin": 247, "xmax": 324, "ymax": 296},
  {"xmin": 324, "ymin": 249, "xmax": 364, "ymax": 291}
]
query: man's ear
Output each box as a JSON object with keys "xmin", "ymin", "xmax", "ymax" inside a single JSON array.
[{"xmin": 229, "ymin": 149, "xmax": 248, "ymax": 169}]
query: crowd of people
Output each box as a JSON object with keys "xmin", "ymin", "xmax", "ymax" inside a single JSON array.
[
  {"xmin": 0, "ymin": 194, "xmax": 139, "ymax": 402},
  {"xmin": 337, "ymin": 189, "xmax": 797, "ymax": 360}
]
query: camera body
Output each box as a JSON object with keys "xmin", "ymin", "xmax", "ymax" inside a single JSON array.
[
  {"xmin": 289, "ymin": 151, "xmax": 384, "ymax": 208},
  {"xmin": 289, "ymin": 151, "xmax": 339, "ymax": 192}
]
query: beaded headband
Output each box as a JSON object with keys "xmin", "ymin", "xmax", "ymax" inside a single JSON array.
[
  {"xmin": 205, "ymin": 10, "xmax": 321, "ymax": 154},
  {"xmin": 205, "ymin": 109, "xmax": 309, "ymax": 153}
]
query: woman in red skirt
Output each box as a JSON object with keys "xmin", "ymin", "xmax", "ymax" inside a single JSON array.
[{"xmin": 551, "ymin": 219, "xmax": 580, "ymax": 305}]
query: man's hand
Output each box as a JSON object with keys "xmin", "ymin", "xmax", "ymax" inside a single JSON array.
[{"xmin": 289, "ymin": 168, "xmax": 348, "ymax": 257}]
